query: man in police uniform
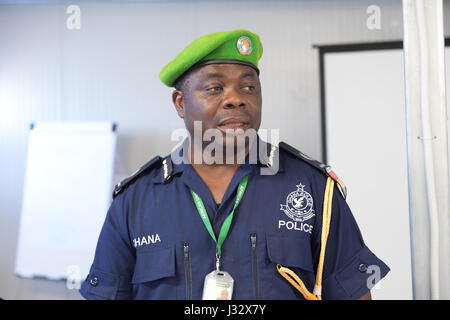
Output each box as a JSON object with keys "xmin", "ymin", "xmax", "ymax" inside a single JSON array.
[{"xmin": 79, "ymin": 29, "xmax": 389, "ymax": 300}]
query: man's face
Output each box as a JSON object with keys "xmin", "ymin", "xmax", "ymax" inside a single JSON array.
[{"xmin": 173, "ymin": 63, "xmax": 262, "ymax": 148}]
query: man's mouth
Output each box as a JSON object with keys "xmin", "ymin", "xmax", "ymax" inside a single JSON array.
[{"xmin": 217, "ymin": 117, "xmax": 251, "ymax": 131}]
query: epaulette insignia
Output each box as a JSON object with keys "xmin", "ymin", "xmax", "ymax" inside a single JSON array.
[
  {"xmin": 267, "ymin": 144, "xmax": 278, "ymax": 168},
  {"xmin": 279, "ymin": 142, "xmax": 347, "ymax": 199},
  {"xmin": 161, "ymin": 156, "xmax": 174, "ymax": 183},
  {"xmin": 112, "ymin": 156, "xmax": 162, "ymax": 199}
]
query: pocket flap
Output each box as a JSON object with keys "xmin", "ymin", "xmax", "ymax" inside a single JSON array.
[
  {"xmin": 267, "ymin": 234, "xmax": 314, "ymax": 272},
  {"xmin": 132, "ymin": 246, "xmax": 176, "ymax": 284}
]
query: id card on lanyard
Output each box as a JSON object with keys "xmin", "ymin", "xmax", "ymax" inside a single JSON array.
[{"xmin": 190, "ymin": 175, "xmax": 248, "ymax": 300}]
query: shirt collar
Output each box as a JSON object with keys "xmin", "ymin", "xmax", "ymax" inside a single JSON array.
[{"xmin": 153, "ymin": 134, "xmax": 284, "ymax": 184}]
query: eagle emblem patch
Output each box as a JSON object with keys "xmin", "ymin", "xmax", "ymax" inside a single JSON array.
[{"xmin": 280, "ymin": 183, "xmax": 315, "ymax": 222}]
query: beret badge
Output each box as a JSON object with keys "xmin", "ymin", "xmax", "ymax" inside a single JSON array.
[{"xmin": 237, "ymin": 36, "xmax": 253, "ymax": 55}]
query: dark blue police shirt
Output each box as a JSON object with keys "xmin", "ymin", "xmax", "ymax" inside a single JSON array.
[{"xmin": 79, "ymin": 139, "xmax": 389, "ymax": 300}]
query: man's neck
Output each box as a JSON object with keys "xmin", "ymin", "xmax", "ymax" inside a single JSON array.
[
  {"xmin": 188, "ymin": 141, "xmax": 250, "ymax": 173},
  {"xmin": 187, "ymin": 141, "xmax": 250, "ymax": 204}
]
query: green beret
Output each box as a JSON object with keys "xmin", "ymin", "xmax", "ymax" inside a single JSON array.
[{"xmin": 159, "ymin": 29, "xmax": 263, "ymax": 87}]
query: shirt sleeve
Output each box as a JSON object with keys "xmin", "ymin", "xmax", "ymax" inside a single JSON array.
[
  {"xmin": 79, "ymin": 193, "xmax": 135, "ymax": 300},
  {"xmin": 312, "ymin": 183, "xmax": 390, "ymax": 300}
]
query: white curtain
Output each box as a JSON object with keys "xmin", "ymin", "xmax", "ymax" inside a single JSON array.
[{"xmin": 403, "ymin": 0, "xmax": 450, "ymax": 300}]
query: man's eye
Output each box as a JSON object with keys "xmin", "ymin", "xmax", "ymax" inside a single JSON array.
[
  {"xmin": 242, "ymin": 85, "xmax": 255, "ymax": 92},
  {"xmin": 206, "ymin": 86, "xmax": 222, "ymax": 93}
]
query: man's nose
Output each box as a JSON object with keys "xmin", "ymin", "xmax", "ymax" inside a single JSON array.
[{"xmin": 222, "ymin": 87, "xmax": 246, "ymax": 109}]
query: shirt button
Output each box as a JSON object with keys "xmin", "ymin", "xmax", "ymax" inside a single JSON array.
[
  {"xmin": 358, "ymin": 263, "xmax": 367, "ymax": 273},
  {"xmin": 89, "ymin": 276, "xmax": 99, "ymax": 287}
]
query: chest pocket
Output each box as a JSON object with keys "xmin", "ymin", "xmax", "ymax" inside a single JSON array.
[
  {"xmin": 267, "ymin": 235, "xmax": 314, "ymax": 271},
  {"xmin": 131, "ymin": 246, "xmax": 177, "ymax": 299},
  {"xmin": 265, "ymin": 234, "xmax": 315, "ymax": 299}
]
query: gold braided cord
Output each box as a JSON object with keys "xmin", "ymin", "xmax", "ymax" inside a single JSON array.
[
  {"xmin": 276, "ymin": 264, "xmax": 318, "ymax": 300},
  {"xmin": 315, "ymin": 178, "xmax": 334, "ymax": 293}
]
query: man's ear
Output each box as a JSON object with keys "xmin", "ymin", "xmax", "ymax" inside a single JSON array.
[{"xmin": 172, "ymin": 89, "xmax": 185, "ymax": 119}]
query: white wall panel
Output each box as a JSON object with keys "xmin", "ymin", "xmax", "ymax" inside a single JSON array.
[{"xmin": 324, "ymin": 49, "xmax": 412, "ymax": 300}]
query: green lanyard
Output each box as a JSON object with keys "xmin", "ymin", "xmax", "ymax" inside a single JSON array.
[{"xmin": 190, "ymin": 175, "xmax": 248, "ymax": 262}]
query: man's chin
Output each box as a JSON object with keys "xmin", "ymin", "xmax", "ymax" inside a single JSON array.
[{"xmin": 222, "ymin": 128, "xmax": 256, "ymax": 146}]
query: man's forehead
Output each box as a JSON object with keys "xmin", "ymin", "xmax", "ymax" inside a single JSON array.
[{"xmin": 194, "ymin": 64, "xmax": 259, "ymax": 81}]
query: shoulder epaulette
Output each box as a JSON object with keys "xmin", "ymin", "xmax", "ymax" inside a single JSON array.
[
  {"xmin": 279, "ymin": 142, "xmax": 347, "ymax": 199},
  {"xmin": 112, "ymin": 156, "xmax": 162, "ymax": 199}
]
